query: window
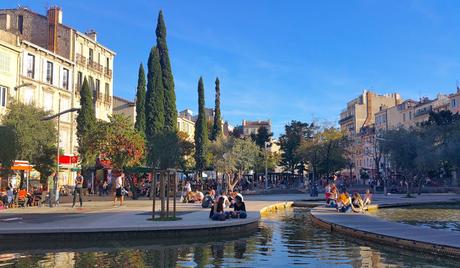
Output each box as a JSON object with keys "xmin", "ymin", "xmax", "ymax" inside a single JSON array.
[
  {"xmin": 77, "ymin": 72, "xmax": 83, "ymax": 89},
  {"xmin": 89, "ymin": 76, "xmax": 94, "ymax": 91},
  {"xmin": 60, "ymin": 98, "xmax": 70, "ymax": 122},
  {"xmin": 96, "ymin": 79, "xmax": 100, "ymax": 94},
  {"xmin": 403, "ymin": 113, "xmax": 406, "ymax": 122},
  {"xmin": 62, "ymin": 68, "xmax": 69, "ymax": 89},
  {"xmin": 18, "ymin": 15, "xmax": 23, "ymax": 34},
  {"xmin": 46, "ymin": 61, "xmax": 53, "ymax": 84},
  {"xmin": 23, "ymin": 87, "xmax": 33, "ymax": 105},
  {"xmin": 43, "ymin": 91, "xmax": 53, "ymax": 111},
  {"xmin": 98, "ymin": 53, "xmax": 101, "ymax": 64},
  {"xmin": 452, "ymin": 99, "xmax": 457, "ymax": 108},
  {"xmin": 0, "ymin": 52, "xmax": 10, "ymax": 73},
  {"xmin": 26, "ymin": 54, "xmax": 35, "ymax": 78},
  {"xmin": 88, "ymin": 48, "xmax": 93, "ymax": 62},
  {"xmin": 409, "ymin": 111, "xmax": 412, "ymax": 120},
  {"xmin": 105, "ymin": 82, "xmax": 109, "ymax": 100},
  {"xmin": 106, "ymin": 57, "xmax": 110, "ymax": 69},
  {"xmin": 0, "ymin": 86, "xmax": 7, "ymax": 107}
]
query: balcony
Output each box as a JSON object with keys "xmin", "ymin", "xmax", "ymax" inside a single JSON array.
[
  {"xmin": 88, "ymin": 60, "xmax": 103, "ymax": 73},
  {"xmin": 104, "ymin": 67, "xmax": 112, "ymax": 79},
  {"xmin": 76, "ymin": 54, "xmax": 86, "ymax": 66},
  {"xmin": 339, "ymin": 115, "xmax": 353, "ymax": 124}
]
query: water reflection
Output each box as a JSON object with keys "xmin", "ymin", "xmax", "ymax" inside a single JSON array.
[
  {"xmin": 1, "ymin": 208, "xmax": 458, "ymax": 267},
  {"xmin": 368, "ymin": 203, "xmax": 460, "ymax": 232}
]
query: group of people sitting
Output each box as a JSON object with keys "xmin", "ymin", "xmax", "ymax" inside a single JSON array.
[
  {"xmin": 181, "ymin": 183, "xmax": 247, "ymax": 221},
  {"xmin": 0, "ymin": 186, "xmax": 45, "ymax": 209},
  {"xmin": 325, "ymin": 182, "xmax": 372, "ymax": 213},
  {"xmin": 208, "ymin": 190, "xmax": 247, "ymax": 221}
]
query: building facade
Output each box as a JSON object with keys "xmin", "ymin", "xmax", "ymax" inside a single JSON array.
[
  {"xmin": 112, "ymin": 96, "xmax": 135, "ymax": 124},
  {"xmin": 339, "ymin": 90, "xmax": 401, "ymax": 135},
  {"xmin": 0, "ymin": 6, "xmax": 115, "ymax": 185},
  {"xmin": 242, "ymin": 120, "xmax": 272, "ymax": 137}
]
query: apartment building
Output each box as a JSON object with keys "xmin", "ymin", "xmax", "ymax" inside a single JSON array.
[
  {"xmin": 339, "ymin": 90, "xmax": 401, "ymax": 135},
  {"xmin": 0, "ymin": 6, "xmax": 115, "ymax": 185},
  {"xmin": 0, "ymin": 30, "xmax": 20, "ymax": 117},
  {"xmin": 375, "ymin": 99, "xmax": 418, "ymax": 132},
  {"xmin": 449, "ymin": 90, "xmax": 460, "ymax": 114},
  {"xmin": 242, "ymin": 120, "xmax": 272, "ymax": 137},
  {"xmin": 112, "ymin": 96, "xmax": 135, "ymax": 124}
]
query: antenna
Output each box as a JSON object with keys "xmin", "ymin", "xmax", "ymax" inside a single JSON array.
[{"xmin": 456, "ymin": 80, "xmax": 459, "ymax": 91}]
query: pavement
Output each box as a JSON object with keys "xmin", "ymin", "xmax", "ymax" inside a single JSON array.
[
  {"xmin": 310, "ymin": 193, "xmax": 460, "ymax": 257},
  {"xmin": 0, "ymin": 194, "xmax": 307, "ymax": 235}
]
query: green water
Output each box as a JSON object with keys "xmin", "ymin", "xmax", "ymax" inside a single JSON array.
[
  {"xmin": 368, "ymin": 203, "xmax": 460, "ymax": 232},
  {"xmin": 0, "ymin": 208, "xmax": 457, "ymax": 267}
]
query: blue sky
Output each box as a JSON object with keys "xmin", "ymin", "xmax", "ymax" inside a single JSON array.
[{"xmin": 9, "ymin": 0, "xmax": 460, "ymax": 136}]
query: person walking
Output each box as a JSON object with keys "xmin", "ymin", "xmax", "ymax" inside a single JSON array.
[
  {"xmin": 113, "ymin": 171, "xmax": 124, "ymax": 207},
  {"xmin": 72, "ymin": 171, "xmax": 84, "ymax": 208}
]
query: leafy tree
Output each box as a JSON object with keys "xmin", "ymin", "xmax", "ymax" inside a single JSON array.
[
  {"xmin": 0, "ymin": 125, "xmax": 17, "ymax": 177},
  {"xmin": 178, "ymin": 131, "xmax": 195, "ymax": 177},
  {"xmin": 194, "ymin": 77, "xmax": 209, "ymax": 174},
  {"xmin": 227, "ymin": 138, "xmax": 260, "ymax": 191},
  {"xmin": 279, "ymin": 121, "xmax": 317, "ymax": 174},
  {"xmin": 381, "ymin": 127, "xmax": 420, "ymax": 196},
  {"xmin": 2, "ymin": 102, "xmax": 57, "ymax": 183},
  {"xmin": 211, "ymin": 77, "xmax": 222, "ymax": 141},
  {"xmin": 89, "ymin": 115, "xmax": 145, "ymax": 170},
  {"xmin": 76, "ymin": 77, "xmax": 97, "ymax": 169},
  {"xmin": 297, "ymin": 127, "xmax": 346, "ymax": 181},
  {"xmin": 156, "ymin": 10, "xmax": 177, "ymax": 132},
  {"xmin": 145, "ymin": 46, "xmax": 165, "ymax": 166},
  {"xmin": 251, "ymin": 126, "xmax": 273, "ymax": 149},
  {"xmin": 134, "ymin": 63, "xmax": 146, "ymax": 133}
]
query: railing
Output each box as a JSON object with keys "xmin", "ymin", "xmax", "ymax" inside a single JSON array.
[
  {"xmin": 76, "ymin": 54, "xmax": 86, "ymax": 66},
  {"xmin": 88, "ymin": 60, "xmax": 103, "ymax": 73},
  {"xmin": 104, "ymin": 67, "xmax": 112, "ymax": 78}
]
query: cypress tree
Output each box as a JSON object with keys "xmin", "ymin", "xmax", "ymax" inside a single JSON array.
[
  {"xmin": 156, "ymin": 10, "xmax": 177, "ymax": 131},
  {"xmin": 134, "ymin": 63, "xmax": 146, "ymax": 133},
  {"xmin": 194, "ymin": 77, "xmax": 209, "ymax": 173},
  {"xmin": 211, "ymin": 77, "xmax": 223, "ymax": 141},
  {"xmin": 76, "ymin": 77, "xmax": 96, "ymax": 168},
  {"xmin": 145, "ymin": 46, "xmax": 165, "ymax": 166}
]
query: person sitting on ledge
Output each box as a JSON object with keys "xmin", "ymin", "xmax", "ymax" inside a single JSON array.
[
  {"xmin": 231, "ymin": 194, "xmax": 247, "ymax": 219},
  {"xmin": 351, "ymin": 192, "xmax": 364, "ymax": 213},
  {"xmin": 202, "ymin": 191, "xmax": 214, "ymax": 208},
  {"xmin": 336, "ymin": 190, "xmax": 352, "ymax": 213},
  {"xmin": 363, "ymin": 189, "xmax": 372, "ymax": 207},
  {"xmin": 209, "ymin": 196, "xmax": 226, "ymax": 221}
]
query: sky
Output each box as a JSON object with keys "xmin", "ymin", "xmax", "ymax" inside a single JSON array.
[{"xmin": 7, "ymin": 0, "xmax": 460, "ymax": 136}]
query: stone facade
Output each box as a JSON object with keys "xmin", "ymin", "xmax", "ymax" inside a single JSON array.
[{"xmin": 242, "ymin": 119, "xmax": 272, "ymax": 137}]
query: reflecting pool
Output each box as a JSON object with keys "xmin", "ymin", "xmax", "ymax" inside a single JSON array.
[
  {"xmin": 1, "ymin": 208, "xmax": 457, "ymax": 267},
  {"xmin": 368, "ymin": 203, "xmax": 460, "ymax": 232}
]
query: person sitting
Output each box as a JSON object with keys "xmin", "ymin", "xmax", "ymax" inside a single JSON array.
[
  {"xmin": 16, "ymin": 189, "xmax": 28, "ymax": 208},
  {"xmin": 363, "ymin": 189, "xmax": 372, "ymax": 206},
  {"xmin": 194, "ymin": 191, "xmax": 204, "ymax": 202},
  {"xmin": 327, "ymin": 185, "xmax": 338, "ymax": 208},
  {"xmin": 231, "ymin": 194, "xmax": 247, "ymax": 219},
  {"xmin": 351, "ymin": 192, "xmax": 364, "ymax": 213},
  {"xmin": 202, "ymin": 191, "xmax": 214, "ymax": 208},
  {"xmin": 336, "ymin": 190, "xmax": 351, "ymax": 213},
  {"xmin": 209, "ymin": 196, "xmax": 226, "ymax": 221}
]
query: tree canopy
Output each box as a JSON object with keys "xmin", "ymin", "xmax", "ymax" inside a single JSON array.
[{"xmin": 135, "ymin": 63, "xmax": 146, "ymax": 134}]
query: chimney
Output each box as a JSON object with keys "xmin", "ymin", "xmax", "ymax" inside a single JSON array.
[
  {"xmin": 47, "ymin": 6, "xmax": 62, "ymax": 52},
  {"xmin": 85, "ymin": 30, "xmax": 97, "ymax": 42}
]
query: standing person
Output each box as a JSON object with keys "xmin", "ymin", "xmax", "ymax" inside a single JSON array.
[
  {"xmin": 113, "ymin": 171, "xmax": 124, "ymax": 207},
  {"xmin": 72, "ymin": 171, "xmax": 84, "ymax": 208}
]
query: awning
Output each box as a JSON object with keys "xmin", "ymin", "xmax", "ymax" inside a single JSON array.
[{"xmin": 10, "ymin": 160, "xmax": 33, "ymax": 171}]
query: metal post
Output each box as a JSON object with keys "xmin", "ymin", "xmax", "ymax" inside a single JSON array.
[
  {"xmin": 166, "ymin": 172, "xmax": 170, "ymax": 218},
  {"xmin": 160, "ymin": 171, "xmax": 165, "ymax": 218},
  {"xmin": 264, "ymin": 142, "xmax": 268, "ymax": 192},
  {"xmin": 173, "ymin": 171, "xmax": 177, "ymax": 219},
  {"xmin": 55, "ymin": 97, "xmax": 61, "ymax": 206},
  {"xmin": 152, "ymin": 170, "xmax": 156, "ymax": 220}
]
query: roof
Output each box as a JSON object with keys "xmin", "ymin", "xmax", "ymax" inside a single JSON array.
[{"xmin": 113, "ymin": 95, "xmax": 135, "ymax": 105}]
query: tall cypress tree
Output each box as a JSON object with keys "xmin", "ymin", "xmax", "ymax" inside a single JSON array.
[
  {"xmin": 156, "ymin": 10, "xmax": 177, "ymax": 131},
  {"xmin": 76, "ymin": 77, "xmax": 96, "ymax": 168},
  {"xmin": 134, "ymin": 63, "xmax": 146, "ymax": 133},
  {"xmin": 194, "ymin": 77, "xmax": 209, "ymax": 173},
  {"xmin": 211, "ymin": 77, "xmax": 223, "ymax": 141},
  {"xmin": 145, "ymin": 46, "xmax": 165, "ymax": 166}
]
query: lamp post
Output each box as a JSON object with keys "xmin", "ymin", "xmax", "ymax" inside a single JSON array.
[
  {"xmin": 264, "ymin": 141, "xmax": 269, "ymax": 192},
  {"xmin": 14, "ymin": 83, "xmax": 34, "ymax": 101},
  {"xmin": 42, "ymin": 106, "xmax": 80, "ymax": 207}
]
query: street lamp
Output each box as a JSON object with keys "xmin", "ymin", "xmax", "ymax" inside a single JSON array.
[
  {"xmin": 14, "ymin": 83, "xmax": 34, "ymax": 101},
  {"xmin": 42, "ymin": 105, "xmax": 80, "ymax": 207},
  {"xmin": 264, "ymin": 141, "xmax": 270, "ymax": 192}
]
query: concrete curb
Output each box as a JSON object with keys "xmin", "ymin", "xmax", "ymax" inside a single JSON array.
[{"xmin": 310, "ymin": 200, "xmax": 460, "ymax": 259}]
